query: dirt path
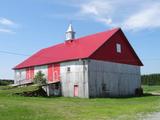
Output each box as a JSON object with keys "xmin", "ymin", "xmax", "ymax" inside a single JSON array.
[
  {"xmin": 142, "ymin": 92, "xmax": 160, "ymax": 120},
  {"xmin": 151, "ymin": 92, "xmax": 160, "ymax": 96},
  {"xmin": 143, "ymin": 112, "xmax": 160, "ymax": 120}
]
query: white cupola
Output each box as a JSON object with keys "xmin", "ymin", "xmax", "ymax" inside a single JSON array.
[{"xmin": 65, "ymin": 23, "xmax": 75, "ymax": 40}]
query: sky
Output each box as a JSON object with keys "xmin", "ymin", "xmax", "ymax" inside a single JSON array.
[{"xmin": 0, "ymin": 0, "xmax": 160, "ymax": 79}]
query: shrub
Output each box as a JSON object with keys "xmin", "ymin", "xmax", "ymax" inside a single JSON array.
[
  {"xmin": 33, "ymin": 71, "xmax": 47, "ymax": 86},
  {"xmin": 135, "ymin": 87, "xmax": 143, "ymax": 96}
]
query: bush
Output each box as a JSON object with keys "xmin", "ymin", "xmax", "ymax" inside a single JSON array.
[
  {"xmin": 33, "ymin": 71, "xmax": 47, "ymax": 86},
  {"xmin": 135, "ymin": 87, "xmax": 143, "ymax": 96}
]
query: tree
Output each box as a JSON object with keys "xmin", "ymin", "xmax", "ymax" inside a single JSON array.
[
  {"xmin": 33, "ymin": 71, "xmax": 47, "ymax": 86},
  {"xmin": 141, "ymin": 73, "xmax": 160, "ymax": 85}
]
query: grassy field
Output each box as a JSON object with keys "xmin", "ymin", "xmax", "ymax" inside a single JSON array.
[
  {"xmin": 143, "ymin": 85, "xmax": 160, "ymax": 93},
  {"xmin": 0, "ymin": 85, "xmax": 160, "ymax": 120}
]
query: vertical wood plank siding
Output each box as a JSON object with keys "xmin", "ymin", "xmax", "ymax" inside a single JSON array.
[
  {"xmin": 48, "ymin": 63, "xmax": 60, "ymax": 83},
  {"xmin": 88, "ymin": 60, "xmax": 141, "ymax": 97},
  {"xmin": 53, "ymin": 63, "xmax": 60, "ymax": 82},
  {"xmin": 26, "ymin": 67, "xmax": 34, "ymax": 80},
  {"xmin": 60, "ymin": 60, "xmax": 89, "ymax": 98},
  {"xmin": 30, "ymin": 67, "xmax": 34, "ymax": 79},
  {"xmin": 26, "ymin": 68, "xmax": 30, "ymax": 80},
  {"xmin": 48, "ymin": 64, "xmax": 53, "ymax": 82},
  {"xmin": 14, "ymin": 59, "xmax": 141, "ymax": 98}
]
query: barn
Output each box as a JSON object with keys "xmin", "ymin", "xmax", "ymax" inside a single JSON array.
[{"xmin": 13, "ymin": 24, "xmax": 143, "ymax": 98}]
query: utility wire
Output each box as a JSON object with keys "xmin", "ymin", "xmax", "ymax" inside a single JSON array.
[
  {"xmin": 0, "ymin": 50, "xmax": 160, "ymax": 61},
  {"xmin": 0, "ymin": 50, "xmax": 52, "ymax": 59},
  {"xmin": 0, "ymin": 50, "xmax": 30, "ymax": 57}
]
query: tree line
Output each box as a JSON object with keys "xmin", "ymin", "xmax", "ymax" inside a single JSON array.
[
  {"xmin": 0, "ymin": 79, "xmax": 14, "ymax": 86},
  {"xmin": 141, "ymin": 74, "xmax": 160, "ymax": 85}
]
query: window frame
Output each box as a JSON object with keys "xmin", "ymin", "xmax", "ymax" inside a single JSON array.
[
  {"xmin": 67, "ymin": 67, "xmax": 71, "ymax": 72},
  {"xmin": 116, "ymin": 43, "xmax": 122, "ymax": 53}
]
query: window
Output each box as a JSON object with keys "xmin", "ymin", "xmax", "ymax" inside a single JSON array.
[
  {"xmin": 67, "ymin": 67, "xmax": 71, "ymax": 72},
  {"xmin": 116, "ymin": 43, "xmax": 121, "ymax": 53}
]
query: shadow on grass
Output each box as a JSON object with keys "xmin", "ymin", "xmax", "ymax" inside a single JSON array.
[
  {"xmin": 139, "ymin": 93, "xmax": 160, "ymax": 97},
  {"xmin": 118, "ymin": 93, "xmax": 160, "ymax": 99},
  {"xmin": 89, "ymin": 93, "xmax": 160, "ymax": 99},
  {"xmin": 14, "ymin": 92, "xmax": 160, "ymax": 99}
]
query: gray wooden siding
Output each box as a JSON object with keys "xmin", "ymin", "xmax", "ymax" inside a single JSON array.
[
  {"xmin": 14, "ymin": 69, "xmax": 27, "ymax": 84},
  {"xmin": 60, "ymin": 60, "xmax": 89, "ymax": 98},
  {"xmin": 88, "ymin": 60, "xmax": 141, "ymax": 97},
  {"xmin": 14, "ymin": 59, "xmax": 141, "ymax": 98}
]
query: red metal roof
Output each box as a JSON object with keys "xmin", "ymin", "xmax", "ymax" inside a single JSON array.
[{"xmin": 14, "ymin": 28, "xmax": 142, "ymax": 69}]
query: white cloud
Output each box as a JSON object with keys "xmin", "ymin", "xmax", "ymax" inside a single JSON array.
[
  {"xmin": 0, "ymin": 28, "xmax": 14, "ymax": 34},
  {"xmin": 66, "ymin": 0, "xmax": 160, "ymax": 31},
  {"xmin": 0, "ymin": 17, "xmax": 16, "ymax": 34},
  {"xmin": 96, "ymin": 18, "xmax": 112, "ymax": 25},
  {"xmin": 35, "ymin": 0, "xmax": 160, "ymax": 31},
  {"xmin": 78, "ymin": 0, "xmax": 114, "ymax": 26},
  {"xmin": 122, "ymin": 3, "xmax": 160, "ymax": 30},
  {"xmin": 80, "ymin": 1, "xmax": 112, "ymax": 16},
  {"xmin": 0, "ymin": 18, "xmax": 15, "ymax": 26}
]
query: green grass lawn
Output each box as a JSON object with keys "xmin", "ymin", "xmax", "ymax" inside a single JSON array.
[
  {"xmin": 0, "ymin": 85, "xmax": 160, "ymax": 120},
  {"xmin": 143, "ymin": 85, "xmax": 160, "ymax": 93}
]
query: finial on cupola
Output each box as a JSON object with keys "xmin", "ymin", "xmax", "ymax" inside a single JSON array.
[{"xmin": 65, "ymin": 23, "xmax": 76, "ymax": 40}]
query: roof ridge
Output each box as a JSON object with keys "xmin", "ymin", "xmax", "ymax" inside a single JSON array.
[
  {"xmin": 75, "ymin": 27, "xmax": 120, "ymax": 40},
  {"xmin": 44, "ymin": 28, "xmax": 120, "ymax": 50}
]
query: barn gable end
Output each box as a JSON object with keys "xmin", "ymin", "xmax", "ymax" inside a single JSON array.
[{"xmin": 90, "ymin": 29, "xmax": 143, "ymax": 66}]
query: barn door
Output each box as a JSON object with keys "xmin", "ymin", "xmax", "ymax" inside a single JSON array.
[
  {"xmin": 53, "ymin": 63, "xmax": 60, "ymax": 82},
  {"xmin": 74, "ymin": 85, "xmax": 78, "ymax": 97},
  {"xmin": 48, "ymin": 64, "xmax": 53, "ymax": 82}
]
